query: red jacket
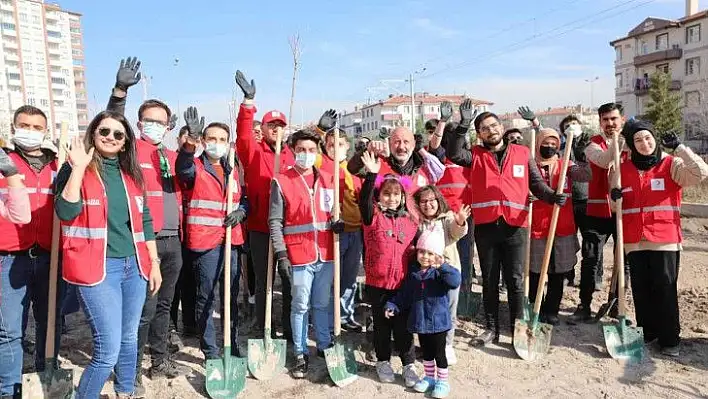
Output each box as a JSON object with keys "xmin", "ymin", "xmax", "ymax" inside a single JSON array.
[
  {"xmin": 532, "ymin": 159, "xmax": 575, "ymax": 239},
  {"xmin": 185, "ymin": 158, "xmax": 245, "ymax": 251},
  {"xmin": 620, "ymin": 156, "xmax": 682, "ymax": 244},
  {"xmin": 468, "ymin": 144, "xmax": 529, "ymax": 227},
  {"xmin": 436, "ymin": 159, "xmax": 471, "ymax": 213},
  {"xmin": 236, "ymin": 104, "xmax": 295, "ymax": 233},
  {"xmin": 61, "ymin": 168, "xmax": 151, "ymax": 286},
  {"xmin": 136, "ymin": 139, "xmax": 182, "ymax": 234},
  {"xmin": 362, "ymin": 210, "xmax": 417, "ymax": 290},
  {"xmin": 0, "ymin": 152, "xmax": 56, "ymax": 251}
]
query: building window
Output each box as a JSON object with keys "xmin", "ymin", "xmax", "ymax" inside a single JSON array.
[
  {"xmin": 1, "ymin": 22, "xmax": 16, "ymax": 30},
  {"xmin": 686, "ymin": 24, "xmax": 701, "ymax": 44},
  {"xmin": 615, "ymin": 46, "xmax": 622, "ymax": 62},
  {"xmin": 40, "ymin": 99, "xmax": 49, "ymax": 107},
  {"xmin": 72, "ymin": 59, "xmax": 83, "ymax": 66},
  {"xmin": 51, "ymin": 77, "xmax": 66, "ymax": 85},
  {"xmin": 404, "ymin": 106, "xmax": 410, "ymax": 113},
  {"xmin": 70, "ymin": 27, "xmax": 81, "ymax": 34},
  {"xmin": 686, "ymin": 90, "xmax": 701, "ymax": 107},
  {"xmin": 686, "ymin": 57, "xmax": 701, "ymax": 75},
  {"xmin": 639, "ymin": 39, "xmax": 649, "ymax": 55},
  {"xmin": 656, "ymin": 33, "xmax": 668, "ymax": 51},
  {"xmin": 656, "ymin": 63, "xmax": 669, "ymax": 74},
  {"xmin": 71, "ymin": 49, "xmax": 82, "ymax": 57},
  {"xmin": 615, "ymin": 73, "xmax": 623, "ymax": 88},
  {"xmin": 32, "ymin": 15, "xmax": 39, "ymax": 24},
  {"xmin": 47, "ymin": 30, "xmax": 61, "ymax": 38},
  {"xmin": 7, "ymin": 73, "xmax": 20, "ymax": 80}
]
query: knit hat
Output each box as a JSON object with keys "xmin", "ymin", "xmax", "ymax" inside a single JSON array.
[
  {"xmin": 620, "ymin": 119, "xmax": 661, "ymax": 171},
  {"xmin": 417, "ymin": 227, "xmax": 445, "ymax": 257}
]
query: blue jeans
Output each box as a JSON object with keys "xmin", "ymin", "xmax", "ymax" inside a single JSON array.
[
  {"xmin": 75, "ymin": 256, "xmax": 146, "ymax": 398},
  {"xmin": 0, "ymin": 250, "xmax": 62, "ymax": 397},
  {"xmin": 458, "ymin": 216, "xmax": 476, "ymax": 285},
  {"xmin": 192, "ymin": 245, "xmax": 240, "ymax": 359},
  {"xmin": 291, "ymin": 260, "xmax": 333, "ymax": 355},
  {"xmin": 340, "ymin": 231, "xmax": 363, "ymax": 323}
]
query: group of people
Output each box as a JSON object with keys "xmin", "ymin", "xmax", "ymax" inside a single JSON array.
[{"xmin": 0, "ymin": 55, "xmax": 704, "ymax": 399}]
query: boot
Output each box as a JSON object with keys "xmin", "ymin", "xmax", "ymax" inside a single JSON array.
[{"xmin": 472, "ymin": 317, "xmax": 499, "ymax": 346}]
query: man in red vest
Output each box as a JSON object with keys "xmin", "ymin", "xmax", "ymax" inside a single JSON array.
[
  {"xmin": 445, "ymin": 100, "xmax": 566, "ymax": 346},
  {"xmin": 234, "ymin": 70, "xmax": 296, "ymax": 342},
  {"xmin": 0, "ymin": 105, "xmax": 62, "ymax": 398}
]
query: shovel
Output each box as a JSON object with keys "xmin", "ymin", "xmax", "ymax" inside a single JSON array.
[
  {"xmin": 247, "ymin": 126, "xmax": 286, "ymax": 380},
  {"xmin": 457, "ymin": 288, "xmax": 482, "ymax": 320},
  {"xmin": 602, "ymin": 134, "xmax": 644, "ymax": 363},
  {"xmin": 22, "ymin": 122, "xmax": 73, "ymax": 399},
  {"xmin": 594, "ymin": 252, "xmax": 618, "ymax": 323},
  {"xmin": 521, "ymin": 127, "xmax": 538, "ymax": 321},
  {"xmin": 325, "ymin": 120, "xmax": 358, "ymax": 387},
  {"xmin": 206, "ymin": 147, "xmax": 247, "ymax": 398},
  {"xmin": 513, "ymin": 131, "xmax": 574, "ymax": 362}
]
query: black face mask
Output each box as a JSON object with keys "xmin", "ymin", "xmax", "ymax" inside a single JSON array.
[{"xmin": 539, "ymin": 145, "xmax": 557, "ymax": 159}]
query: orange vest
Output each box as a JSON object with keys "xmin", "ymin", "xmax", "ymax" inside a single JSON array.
[
  {"xmin": 468, "ymin": 144, "xmax": 529, "ymax": 227},
  {"xmin": 136, "ymin": 139, "xmax": 182, "ymax": 234},
  {"xmin": 436, "ymin": 159, "xmax": 470, "ymax": 213},
  {"xmin": 0, "ymin": 152, "xmax": 56, "ymax": 251},
  {"xmin": 61, "ymin": 168, "xmax": 151, "ymax": 286},
  {"xmin": 275, "ymin": 167, "xmax": 334, "ymax": 267},
  {"xmin": 185, "ymin": 158, "xmax": 244, "ymax": 251},
  {"xmin": 620, "ymin": 156, "xmax": 682, "ymax": 244},
  {"xmin": 531, "ymin": 159, "xmax": 575, "ymax": 239}
]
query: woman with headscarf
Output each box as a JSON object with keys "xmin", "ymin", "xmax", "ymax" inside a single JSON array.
[
  {"xmin": 612, "ymin": 120, "xmax": 708, "ymax": 357},
  {"xmin": 529, "ymin": 128, "xmax": 591, "ymax": 325}
]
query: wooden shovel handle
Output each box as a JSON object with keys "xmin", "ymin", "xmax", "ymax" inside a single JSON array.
[
  {"xmin": 223, "ymin": 148, "xmax": 235, "ymax": 347},
  {"xmin": 523, "ymin": 128, "xmax": 537, "ymax": 299},
  {"xmin": 612, "ymin": 134, "xmax": 626, "ymax": 317},
  {"xmin": 333, "ymin": 122, "xmax": 342, "ymax": 337}
]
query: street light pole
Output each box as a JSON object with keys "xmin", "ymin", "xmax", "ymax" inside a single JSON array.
[
  {"xmin": 585, "ymin": 76, "xmax": 599, "ymax": 110},
  {"xmin": 407, "ymin": 67, "xmax": 426, "ymax": 131}
]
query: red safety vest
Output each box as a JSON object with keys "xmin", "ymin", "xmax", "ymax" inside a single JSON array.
[
  {"xmin": 436, "ymin": 159, "xmax": 471, "ymax": 213},
  {"xmin": 468, "ymin": 144, "xmax": 529, "ymax": 227},
  {"xmin": 620, "ymin": 156, "xmax": 682, "ymax": 244},
  {"xmin": 531, "ymin": 159, "xmax": 576, "ymax": 239},
  {"xmin": 185, "ymin": 158, "xmax": 244, "ymax": 251},
  {"xmin": 379, "ymin": 158, "xmax": 431, "ymax": 190},
  {"xmin": 0, "ymin": 152, "xmax": 56, "ymax": 251},
  {"xmin": 586, "ymin": 135, "xmax": 613, "ymax": 218},
  {"xmin": 61, "ymin": 168, "xmax": 151, "ymax": 286},
  {"xmin": 362, "ymin": 209, "xmax": 418, "ymax": 290},
  {"xmin": 275, "ymin": 167, "xmax": 335, "ymax": 267},
  {"xmin": 136, "ymin": 139, "xmax": 182, "ymax": 234}
]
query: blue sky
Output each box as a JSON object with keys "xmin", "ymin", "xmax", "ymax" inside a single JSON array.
[{"xmin": 60, "ymin": 0, "xmax": 688, "ymax": 127}]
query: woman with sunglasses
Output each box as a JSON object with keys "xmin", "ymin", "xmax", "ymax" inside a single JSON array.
[{"xmin": 54, "ymin": 111, "xmax": 162, "ymax": 398}]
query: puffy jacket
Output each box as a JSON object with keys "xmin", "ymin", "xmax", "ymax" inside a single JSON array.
[
  {"xmin": 385, "ymin": 262, "xmax": 461, "ymax": 334},
  {"xmin": 362, "ymin": 208, "xmax": 418, "ymax": 290}
]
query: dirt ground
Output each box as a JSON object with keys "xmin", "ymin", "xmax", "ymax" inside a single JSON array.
[{"xmin": 24, "ymin": 218, "xmax": 708, "ymax": 398}]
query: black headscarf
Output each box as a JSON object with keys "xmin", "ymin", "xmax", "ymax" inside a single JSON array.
[{"xmin": 621, "ymin": 120, "xmax": 661, "ymax": 171}]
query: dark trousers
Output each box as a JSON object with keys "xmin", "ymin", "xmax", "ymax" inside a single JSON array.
[
  {"xmin": 474, "ymin": 220, "xmax": 526, "ymax": 331},
  {"xmin": 457, "ymin": 216, "xmax": 476, "ymax": 284},
  {"xmin": 136, "ymin": 236, "xmax": 183, "ymax": 371},
  {"xmin": 529, "ymin": 271, "xmax": 565, "ymax": 317},
  {"xmin": 170, "ymin": 246, "xmax": 196, "ymax": 331},
  {"xmin": 419, "ymin": 331, "xmax": 448, "ymax": 368},
  {"xmin": 627, "ymin": 250, "xmax": 680, "ymax": 347},
  {"xmin": 366, "ymin": 285, "xmax": 415, "ymax": 365},
  {"xmin": 250, "ymin": 231, "xmax": 292, "ymax": 339}
]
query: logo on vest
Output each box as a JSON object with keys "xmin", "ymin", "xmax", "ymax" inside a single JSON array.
[
  {"xmin": 84, "ymin": 199, "xmax": 101, "ymax": 206},
  {"xmin": 650, "ymin": 178, "xmax": 665, "ymax": 191},
  {"xmin": 320, "ymin": 189, "xmax": 334, "ymax": 212},
  {"xmin": 140, "ymin": 163, "xmax": 153, "ymax": 169},
  {"xmin": 134, "ymin": 196, "xmax": 144, "ymax": 213},
  {"xmin": 513, "ymin": 165, "xmax": 525, "ymax": 178},
  {"xmin": 417, "ymin": 174, "xmax": 427, "ymax": 187}
]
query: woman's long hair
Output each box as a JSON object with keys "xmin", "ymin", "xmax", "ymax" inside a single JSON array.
[
  {"xmin": 84, "ymin": 111, "xmax": 144, "ymax": 190},
  {"xmin": 413, "ymin": 185, "xmax": 450, "ymax": 219}
]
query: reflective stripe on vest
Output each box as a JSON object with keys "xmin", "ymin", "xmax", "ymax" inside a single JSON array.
[
  {"xmin": 0, "ymin": 187, "xmax": 53, "ymax": 195},
  {"xmin": 186, "ymin": 215, "xmax": 223, "ymax": 227},
  {"xmin": 146, "ymin": 191, "xmax": 163, "ymax": 197},
  {"xmin": 283, "ymin": 221, "xmax": 330, "ymax": 235},
  {"xmin": 62, "ymin": 225, "xmax": 107, "ymax": 239},
  {"xmin": 134, "ymin": 232, "xmax": 146, "ymax": 242},
  {"xmin": 436, "ymin": 183, "xmax": 467, "ymax": 189},
  {"xmin": 189, "ymin": 199, "xmax": 224, "ymax": 211},
  {"xmin": 587, "ymin": 199, "xmax": 607, "ymax": 204},
  {"xmin": 471, "ymin": 200, "xmax": 528, "ymax": 211},
  {"xmin": 622, "ymin": 205, "xmax": 680, "ymax": 215}
]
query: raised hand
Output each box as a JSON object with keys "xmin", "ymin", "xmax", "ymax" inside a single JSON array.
[
  {"xmin": 67, "ymin": 136, "xmax": 94, "ymax": 169},
  {"xmin": 440, "ymin": 101, "xmax": 454, "ymax": 122},
  {"xmin": 455, "ymin": 204, "xmax": 471, "ymax": 226},
  {"xmin": 318, "ymin": 109, "xmax": 338, "ymax": 132},
  {"xmin": 361, "ymin": 150, "xmax": 381, "ymax": 174},
  {"xmin": 115, "ymin": 57, "xmax": 142, "ymax": 91},
  {"xmin": 235, "ymin": 70, "xmax": 256, "ymax": 100},
  {"xmin": 184, "ymin": 106, "xmax": 205, "ymax": 139},
  {"xmin": 660, "ymin": 131, "xmax": 681, "ymax": 150},
  {"xmin": 459, "ymin": 99, "xmax": 478, "ymax": 129},
  {"xmin": 379, "ymin": 126, "xmax": 391, "ymax": 139},
  {"xmin": 0, "ymin": 148, "xmax": 18, "ymax": 177},
  {"xmin": 517, "ymin": 106, "xmax": 536, "ymax": 122}
]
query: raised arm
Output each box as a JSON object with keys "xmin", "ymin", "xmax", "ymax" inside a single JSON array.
[
  {"xmin": 106, "ymin": 57, "xmax": 142, "ymax": 114},
  {"xmin": 234, "ymin": 70, "xmax": 258, "ymax": 166}
]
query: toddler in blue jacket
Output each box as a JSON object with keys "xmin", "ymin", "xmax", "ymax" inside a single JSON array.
[{"xmin": 385, "ymin": 228, "xmax": 461, "ymax": 399}]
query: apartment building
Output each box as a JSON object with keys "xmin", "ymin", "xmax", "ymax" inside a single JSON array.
[
  {"xmin": 0, "ymin": 0, "xmax": 86, "ymax": 140},
  {"xmin": 499, "ymin": 105, "xmax": 601, "ymax": 134}
]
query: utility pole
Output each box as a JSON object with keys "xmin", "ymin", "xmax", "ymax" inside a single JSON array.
[
  {"xmin": 406, "ymin": 68, "xmax": 426, "ymax": 131},
  {"xmin": 585, "ymin": 76, "xmax": 599, "ymax": 110},
  {"xmin": 141, "ymin": 72, "xmax": 152, "ymax": 102}
]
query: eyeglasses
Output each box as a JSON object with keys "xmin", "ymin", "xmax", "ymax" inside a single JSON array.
[
  {"xmin": 97, "ymin": 127, "xmax": 126, "ymax": 141},
  {"xmin": 419, "ymin": 198, "xmax": 438, "ymax": 205},
  {"xmin": 479, "ymin": 122, "xmax": 501, "ymax": 134}
]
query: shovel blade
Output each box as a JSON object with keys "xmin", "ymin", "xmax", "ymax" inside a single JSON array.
[
  {"xmin": 603, "ymin": 317, "xmax": 644, "ymax": 363},
  {"xmin": 205, "ymin": 351, "xmax": 246, "ymax": 399},
  {"xmin": 247, "ymin": 338, "xmax": 287, "ymax": 380},
  {"xmin": 457, "ymin": 290, "xmax": 482, "ymax": 318},
  {"xmin": 513, "ymin": 318, "xmax": 553, "ymax": 361},
  {"xmin": 21, "ymin": 365, "xmax": 74, "ymax": 399},
  {"xmin": 324, "ymin": 342, "xmax": 358, "ymax": 387}
]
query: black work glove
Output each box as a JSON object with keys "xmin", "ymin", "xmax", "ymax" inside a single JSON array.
[
  {"xmin": 440, "ymin": 101, "xmax": 454, "ymax": 122},
  {"xmin": 0, "ymin": 148, "xmax": 18, "ymax": 177},
  {"xmin": 379, "ymin": 127, "xmax": 390, "ymax": 139},
  {"xmin": 331, "ymin": 219, "xmax": 345, "ymax": 234},
  {"xmin": 548, "ymin": 192, "xmax": 568, "ymax": 207},
  {"xmin": 610, "ymin": 188, "xmax": 623, "ymax": 201},
  {"xmin": 573, "ymin": 133, "xmax": 591, "ymax": 162},
  {"xmin": 459, "ymin": 99, "xmax": 477, "ymax": 129},
  {"xmin": 414, "ymin": 134, "xmax": 424, "ymax": 152},
  {"xmin": 318, "ymin": 109, "xmax": 338, "ymax": 132},
  {"xmin": 184, "ymin": 106, "xmax": 205, "ymax": 139},
  {"xmin": 517, "ymin": 106, "xmax": 536, "ymax": 122},
  {"xmin": 235, "ymin": 70, "xmax": 256, "ymax": 100},
  {"xmin": 528, "ymin": 194, "xmax": 537, "ymax": 203},
  {"xmin": 169, "ymin": 114, "xmax": 178, "ymax": 131},
  {"xmin": 660, "ymin": 131, "xmax": 681, "ymax": 150},
  {"xmin": 275, "ymin": 251, "xmax": 292, "ymax": 280},
  {"xmin": 355, "ymin": 140, "xmax": 368, "ymax": 153},
  {"xmin": 224, "ymin": 209, "xmax": 246, "ymax": 227},
  {"xmin": 115, "ymin": 57, "xmax": 141, "ymax": 91}
]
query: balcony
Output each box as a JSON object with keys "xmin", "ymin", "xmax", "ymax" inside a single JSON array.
[
  {"xmin": 633, "ymin": 78, "xmax": 682, "ymax": 96},
  {"xmin": 634, "ymin": 47, "xmax": 683, "ymax": 67},
  {"xmin": 382, "ymin": 113, "xmax": 402, "ymax": 121}
]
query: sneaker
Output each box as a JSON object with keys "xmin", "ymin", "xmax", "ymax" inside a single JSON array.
[
  {"xmin": 431, "ymin": 380, "xmax": 451, "ymax": 398},
  {"xmin": 149, "ymin": 359, "xmax": 188, "ymax": 379},
  {"xmin": 341, "ymin": 319, "xmax": 364, "ymax": 332},
  {"xmin": 402, "ymin": 363, "xmax": 419, "ymax": 388},
  {"xmin": 542, "ymin": 314, "xmax": 560, "ymax": 326},
  {"xmin": 445, "ymin": 345, "xmax": 457, "ymax": 365},
  {"xmin": 568, "ymin": 305, "xmax": 592, "ymax": 324},
  {"xmin": 375, "ymin": 361, "xmax": 395, "ymax": 383},
  {"xmin": 471, "ymin": 329, "xmax": 498, "ymax": 347},
  {"xmin": 169, "ymin": 329, "xmax": 183, "ymax": 354},
  {"xmin": 660, "ymin": 345, "xmax": 680, "ymax": 357},
  {"xmin": 248, "ymin": 295, "xmax": 256, "ymax": 305},
  {"xmin": 292, "ymin": 354, "xmax": 309, "ymax": 379},
  {"xmin": 413, "ymin": 376, "xmax": 436, "ymax": 393},
  {"xmin": 133, "ymin": 375, "xmax": 146, "ymax": 398}
]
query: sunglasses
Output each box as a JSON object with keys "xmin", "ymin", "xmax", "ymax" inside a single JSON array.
[{"xmin": 97, "ymin": 127, "xmax": 126, "ymax": 141}]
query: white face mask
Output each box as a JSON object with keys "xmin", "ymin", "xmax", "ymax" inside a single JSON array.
[
  {"xmin": 204, "ymin": 142, "xmax": 227, "ymax": 159},
  {"xmin": 194, "ymin": 145, "xmax": 204, "ymax": 158},
  {"xmin": 141, "ymin": 122, "xmax": 166, "ymax": 144},
  {"xmin": 295, "ymin": 152, "xmax": 317, "ymax": 169},
  {"xmin": 13, "ymin": 128, "xmax": 45, "ymax": 151},
  {"xmin": 567, "ymin": 124, "xmax": 583, "ymax": 138}
]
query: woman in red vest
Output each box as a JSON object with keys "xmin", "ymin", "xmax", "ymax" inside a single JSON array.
[
  {"xmin": 55, "ymin": 111, "xmax": 162, "ymax": 398},
  {"xmin": 614, "ymin": 121, "xmax": 708, "ymax": 357}
]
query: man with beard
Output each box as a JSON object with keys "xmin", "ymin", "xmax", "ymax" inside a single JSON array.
[{"xmin": 445, "ymin": 100, "xmax": 566, "ymax": 346}]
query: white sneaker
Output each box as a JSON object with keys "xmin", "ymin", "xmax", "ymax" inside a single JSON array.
[
  {"xmin": 445, "ymin": 345, "xmax": 457, "ymax": 365},
  {"xmin": 402, "ymin": 363, "xmax": 419, "ymax": 388},
  {"xmin": 248, "ymin": 295, "xmax": 255, "ymax": 305},
  {"xmin": 376, "ymin": 361, "xmax": 395, "ymax": 383}
]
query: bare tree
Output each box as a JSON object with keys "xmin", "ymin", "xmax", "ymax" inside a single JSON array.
[{"xmin": 288, "ymin": 33, "xmax": 302, "ymax": 129}]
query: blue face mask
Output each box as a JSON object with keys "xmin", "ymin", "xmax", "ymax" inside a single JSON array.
[
  {"xmin": 141, "ymin": 122, "xmax": 166, "ymax": 144},
  {"xmin": 295, "ymin": 152, "xmax": 317, "ymax": 169}
]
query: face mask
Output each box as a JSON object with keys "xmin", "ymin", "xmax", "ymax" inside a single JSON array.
[
  {"xmin": 539, "ymin": 145, "xmax": 557, "ymax": 159},
  {"xmin": 13, "ymin": 128, "xmax": 45, "ymax": 151},
  {"xmin": 295, "ymin": 152, "xmax": 317, "ymax": 169},
  {"xmin": 204, "ymin": 142, "xmax": 228, "ymax": 159},
  {"xmin": 567, "ymin": 124, "xmax": 582, "ymax": 138},
  {"xmin": 141, "ymin": 122, "xmax": 166, "ymax": 144}
]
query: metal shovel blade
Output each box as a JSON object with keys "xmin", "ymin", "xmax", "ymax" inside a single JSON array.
[
  {"xmin": 247, "ymin": 333, "xmax": 286, "ymax": 380},
  {"xmin": 21, "ymin": 363, "xmax": 74, "ymax": 399},
  {"xmin": 603, "ymin": 316, "xmax": 644, "ymax": 363},
  {"xmin": 205, "ymin": 347, "xmax": 246, "ymax": 398},
  {"xmin": 324, "ymin": 339, "xmax": 358, "ymax": 387},
  {"xmin": 521, "ymin": 296, "xmax": 531, "ymax": 322},
  {"xmin": 457, "ymin": 289, "xmax": 482, "ymax": 319},
  {"xmin": 513, "ymin": 315, "xmax": 553, "ymax": 362}
]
